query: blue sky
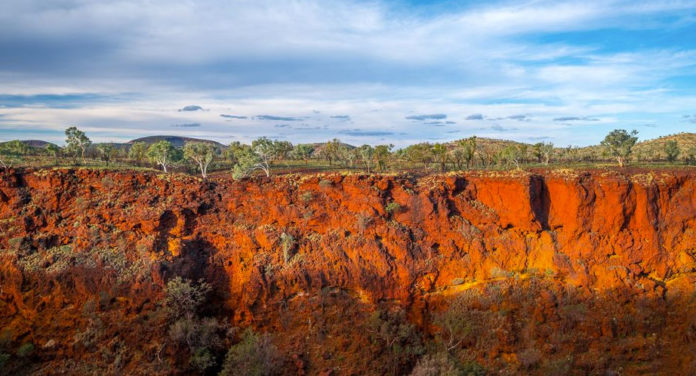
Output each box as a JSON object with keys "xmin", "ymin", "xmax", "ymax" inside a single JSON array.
[{"xmin": 1, "ymin": 0, "xmax": 695, "ymax": 147}]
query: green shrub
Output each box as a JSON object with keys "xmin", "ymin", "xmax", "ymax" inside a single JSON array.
[
  {"xmin": 164, "ymin": 277, "xmax": 212, "ymax": 319},
  {"xmin": 16, "ymin": 343, "xmax": 34, "ymax": 358},
  {"xmin": 300, "ymin": 192, "xmax": 313, "ymax": 202},
  {"xmin": 219, "ymin": 329, "xmax": 282, "ymax": 376},
  {"xmin": 409, "ymin": 353, "xmax": 462, "ymax": 376},
  {"xmin": 280, "ymin": 233, "xmax": 296, "ymax": 264},
  {"xmin": 368, "ymin": 309, "xmax": 424, "ymax": 374},
  {"xmin": 190, "ymin": 347, "xmax": 216, "ymax": 372},
  {"xmin": 385, "ymin": 201, "xmax": 401, "ymax": 214},
  {"xmin": 0, "ymin": 352, "xmax": 9, "ymax": 369}
]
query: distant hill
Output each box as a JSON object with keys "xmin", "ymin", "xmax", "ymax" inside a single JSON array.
[
  {"xmin": 128, "ymin": 136, "xmax": 225, "ymax": 149},
  {"xmin": 632, "ymin": 132, "xmax": 696, "ymax": 159}
]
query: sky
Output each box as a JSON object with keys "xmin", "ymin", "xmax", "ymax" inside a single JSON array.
[{"xmin": 1, "ymin": 0, "xmax": 696, "ymax": 147}]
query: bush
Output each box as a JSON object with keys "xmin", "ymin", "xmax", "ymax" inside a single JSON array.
[
  {"xmin": 385, "ymin": 202, "xmax": 401, "ymax": 214},
  {"xmin": 165, "ymin": 277, "xmax": 212, "ymax": 319},
  {"xmin": 0, "ymin": 352, "xmax": 9, "ymax": 369},
  {"xmin": 190, "ymin": 347, "xmax": 216, "ymax": 372},
  {"xmin": 169, "ymin": 315, "xmax": 226, "ymax": 371},
  {"xmin": 16, "ymin": 343, "xmax": 34, "ymax": 358},
  {"xmin": 280, "ymin": 233, "xmax": 296, "ymax": 264},
  {"xmin": 300, "ymin": 192, "xmax": 313, "ymax": 202},
  {"xmin": 367, "ymin": 308, "xmax": 424, "ymax": 374},
  {"xmin": 219, "ymin": 329, "xmax": 282, "ymax": 376},
  {"xmin": 410, "ymin": 353, "xmax": 461, "ymax": 376}
]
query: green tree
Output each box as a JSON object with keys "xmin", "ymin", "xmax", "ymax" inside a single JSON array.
[
  {"xmin": 402, "ymin": 143, "xmax": 433, "ymax": 171},
  {"xmin": 533, "ymin": 142, "xmax": 554, "ymax": 165},
  {"xmin": 147, "ymin": 141, "xmax": 178, "ymax": 173},
  {"xmin": 231, "ymin": 137, "xmax": 276, "ymax": 178},
  {"xmin": 219, "ymin": 329, "xmax": 282, "ymax": 376},
  {"xmin": 184, "ymin": 142, "xmax": 215, "ymax": 178},
  {"xmin": 432, "ymin": 143, "xmax": 448, "ymax": 172},
  {"xmin": 502, "ymin": 145, "xmax": 522, "ymax": 169},
  {"xmin": 291, "ymin": 144, "xmax": 314, "ymax": 165},
  {"xmin": 272, "ymin": 141, "xmax": 293, "ymax": 162},
  {"xmin": 0, "ymin": 140, "xmax": 29, "ymax": 168},
  {"xmin": 601, "ymin": 129, "xmax": 638, "ymax": 167},
  {"xmin": 458, "ymin": 136, "xmax": 477, "ymax": 169},
  {"xmin": 374, "ymin": 144, "xmax": 393, "ymax": 172},
  {"xmin": 225, "ymin": 141, "xmax": 245, "ymax": 164},
  {"xmin": 128, "ymin": 142, "xmax": 148, "ymax": 164},
  {"xmin": 96, "ymin": 144, "xmax": 117, "ymax": 166},
  {"xmin": 664, "ymin": 140, "xmax": 680, "ymax": 163},
  {"xmin": 65, "ymin": 126, "xmax": 91, "ymax": 163},
  {"xmin": 46, "ymin": 144, "xmax": 61, "ymax": 165},
  {"xmin": 321, "ymin": 139, "xmax": 341, "ymax": 166},
  {"xmin": 358, "ymin": 145, "xmax": 375, "ymax": 173}
]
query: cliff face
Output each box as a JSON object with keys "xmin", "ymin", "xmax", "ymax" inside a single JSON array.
[{"xmin": 1, "ymin": 169, "xmax": 696, "ymax": 374}]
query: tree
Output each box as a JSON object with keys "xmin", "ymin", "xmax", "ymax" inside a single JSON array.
[
  {"xmin": 458, "ymin": 137, "xmax": 477, "ymax": 169},
  {"xmin": 147, "ymin": 140, "xmax": 177, "ymax": 173},
  {"xmin": 184, "ymin": 142, "xmax": 215, "ymax": 178},
  {"xmin": 502, "ymin": 145, "xmax": 522, "ymax": 169},
  {"xmin": 601, "ymin": 129, "xmax": 638, "ymax": 167},
  {"xmin": 450, "ymin": 149, "xmax": 465, "ymax": 170},
  {"xmin": 291, "ymin": 144, "xmax": 314, "ymax": 165},
  {"xmin": 358, "ymin": 145, "xmax": 375, "ymax": 173},
  {"xmin": 65, "ymin": 126, "xmax": 91, "ymax": 163},
  {"xmin": 272, "ymin": 141, "xmax": 293, "ymax": 163},
  {"xmin": 219, "ymin": 329, "xmax": 282, "ymax": 376},
  {"xmin": 664, "ymin": 140, "xmax": 680, "ymax": 163},
  {"xmin": 533, "ymin": 142, "xmax": 554, "ymax": 165},
  {"xmin": 97, "ymin": 144, "xmax": 117, "ymax": 166},
  {"xmin": 251, "ymin": 137, "xmax": 275, "ymax": 176},
  {"xmin": 128, "ymin": 142, "xmax": 148, "ymax": 165},
  {"xmin": 339, "ymin": 145, "xmax": 358, "ymax": 168},
  {"xmin": 321, "ymin": 139, "xmax": 341, "ymax": 166},
  {"xmin": 225, "ymin": 141, "xmax": 245, "ymax": 165},
  {"xmin": 402, "ymin": 143, "xmax": 434, "ymax": 171},
  {"xmin": 46, "ymin": 144, "xmax": 61, "ymax": 165},
  {"xmin": 231, "ymin": 137, "xmax": 276, "ymax": 178},
  {"xmin": 0, "ymin": 140, "xmax": 29, "ymax": 168},
  {"xmin": 374, "ymin": 144, "xmax": 393, "ymax": 172},
  {"xmin": 432, "ymin": 143, "xmax": 449, "ymax": 172}
]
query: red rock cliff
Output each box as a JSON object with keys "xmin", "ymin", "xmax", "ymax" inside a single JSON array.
[{"xmin": 1, "ymin": 168, "xmax": 696, "ymax": 374}]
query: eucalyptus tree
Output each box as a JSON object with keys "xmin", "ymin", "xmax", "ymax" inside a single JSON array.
[{"xmin": 184, "ymin": 142, "xmax": 215, "ymax": 178}]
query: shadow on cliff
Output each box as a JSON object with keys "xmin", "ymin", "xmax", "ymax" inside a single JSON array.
[{"xmin": 160, "ymin": 237, "xmax": 231, "ymax": 316}]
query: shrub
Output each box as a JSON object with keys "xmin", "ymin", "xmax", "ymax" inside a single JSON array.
[
  {"xmin": 0, "ymin": 352, "xmax": 8, "ymax": 370},
  {"xmin": 169, "ymin": 316, "xmax": 226, "ymax": 371},
  {"xmin": 517, "ymin": 347, "xmax": 542, "ymax": 369},
  {"xmin": 385, "ymin": 202, "xmax": 401, "ymax": 214},
  {"xmin": 16, "ymin": 343, "xmax": 34, "ymax": 358},
  {"xmin": 190, "ymin": 347, "xmax": 216, "ymax": 372},
  {"xmin": 318, "ymin": 179, "xmax": 333, "ymax": 188},
  {"xmin": 409, "ymin": 353, "xmax": 461, "ymax": 376},
  {"xmin": 219, "ymin": 329, "xmax": 283, "ymax": 376},
  {"xmin": 368, "ymin": 308, "xmax": 424, "ymax": 374},
  {"xmin": 165, "ymin": 277, "xmax": 212, "ymax": 319},
  {"xmin": 280, "ymin": 233, "xmax": 296, "ymax": 264},
  {"xmin": 357, "ymin": 214, "xmax": 374, "ymax": 232},
  {"xmin": 300, "ymin": 192, "xmax": 313, "ymax": 203}
]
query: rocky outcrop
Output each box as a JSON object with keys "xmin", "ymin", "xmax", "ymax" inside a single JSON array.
[{"xmin": 1, "ymin": 168, "xmax": 696, "ymax": 374}]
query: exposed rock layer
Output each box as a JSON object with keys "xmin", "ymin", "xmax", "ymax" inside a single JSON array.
[{"xmin": 1, "ymin": 168, "xmax": 696, "ymax": 374}]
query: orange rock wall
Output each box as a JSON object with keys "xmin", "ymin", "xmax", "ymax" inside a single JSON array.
[{"xmin": 1, "ymin": 168, "xmax": 696, "ymax": 373}]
